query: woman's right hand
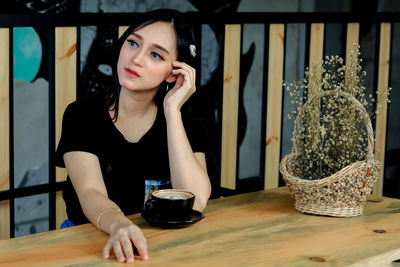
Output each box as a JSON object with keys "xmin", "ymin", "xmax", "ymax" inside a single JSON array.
[{"xmin": 103, "ymin": 220, "xmax": 149, "ymax": 263}]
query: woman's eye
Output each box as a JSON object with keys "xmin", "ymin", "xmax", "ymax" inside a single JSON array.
[
  {"xmin": 127, "ymin": 40, "xmax": 138, "ymax": 47},
  {"xmin": 151, "ymin": 52, "xmax": 164, "ymax": 60}
]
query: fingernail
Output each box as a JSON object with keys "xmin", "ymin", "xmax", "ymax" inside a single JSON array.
[
  {"xmin": 127, "ymin": 256, "xmax": 133, "ymax": 263},
  {"xmin": 143, "ymin": 253, "xmax": 149, "ymax": 261}
]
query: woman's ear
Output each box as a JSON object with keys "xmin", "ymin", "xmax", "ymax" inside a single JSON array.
[{"xmin": 165, "ymin": 72, "xmax": 177, "ymax": 83}]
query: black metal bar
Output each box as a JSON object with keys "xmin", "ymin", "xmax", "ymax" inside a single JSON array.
[
  {"xmin": 278, "ymin": 23, "xmax": 288, "ymax": 187},
  {"xmin": 9, "ymin": 27, "xmax": 15, "ymax": 238},
  {"xmin": 235, "ymin": 23, "xmax": 243, "ymax": 189},
  {"xmin": 0, "ymin": 12, "xmax": 400, "ymax": 27},
  {"xmin": 213, "ymin": 23, "xmax": 225, "ymax": 197},
  {"xmin": 260, "ymin": 23, "xmax": 270, "ymax": 187},
  {"xmin": 341, "ymin": 23, "xmax": 347, "ymax": 59},
  {"xmin": 303, "ymin": 23, "xmax": 311, "ymax": 98},
  {"xmin": 0, "ymin": 182, "xmax": 67, "ymax": 201},
  {"xmin": 76, "ymin": 26, "xmax": 81, "ymax": 97},
  {"xmin": 48, "ymin": 26, "xmax": 56, "ymax": 231},
  {"xmin": 194, "ymin": 23, "xmax": 202, "ymax": 89}
]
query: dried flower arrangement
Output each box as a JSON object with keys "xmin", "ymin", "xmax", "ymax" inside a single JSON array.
[
  {"xmin": 279, "ymin": 45, "xmax": 391, "ymax": 217},
  {"xmin": 284, "ymin": 45, "xmax": 390, "ymax": 180}
]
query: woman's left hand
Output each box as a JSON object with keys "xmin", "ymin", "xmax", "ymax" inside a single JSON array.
[{"xmin": 163, "ymin": 61, "xmax": 196, "ymax": 113}]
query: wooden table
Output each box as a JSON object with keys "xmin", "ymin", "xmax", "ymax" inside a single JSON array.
[{"xmin": 1, "ymin": 186, "xmax": 399, "ymax": 266}]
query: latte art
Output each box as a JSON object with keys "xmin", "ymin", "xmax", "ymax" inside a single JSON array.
[{"xmin": 153, "ymin": 190, "xmax": 194, "ymax": 200}]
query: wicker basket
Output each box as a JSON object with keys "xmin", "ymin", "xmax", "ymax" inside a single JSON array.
[{"xmin": 280, "ymin": 90, "xmax": 381, "ymax": 217}]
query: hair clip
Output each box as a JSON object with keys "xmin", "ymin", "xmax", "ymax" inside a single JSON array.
[{"xmin": 189, "ymin": 44, "xmax": 196, "ymax": 58}]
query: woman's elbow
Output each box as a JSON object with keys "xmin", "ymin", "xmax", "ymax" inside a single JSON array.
[
  {"xmin": 193, "ymin": 198, "xmax": 208, "ymax": 212},
  {"xmin": 193, "ymin": 189, "xmax": 210, "ymax": 212}
]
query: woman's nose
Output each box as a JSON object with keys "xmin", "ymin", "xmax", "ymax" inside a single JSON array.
[{"xmin": 132, "ymin": 49, "xmax": 145, "ymax": 66}]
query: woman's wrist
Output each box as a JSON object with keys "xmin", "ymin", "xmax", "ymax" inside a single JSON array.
[
  {"xmin": 96, "ymin": 208, "xmax": 122, "ymax": 231},
  {"xmin": 109, "ymin": 216, "xmax": 132, "ymax": 233},
  {"xmin": 164, "ymin": 106, "xmax": 181, "ymax": 122}
]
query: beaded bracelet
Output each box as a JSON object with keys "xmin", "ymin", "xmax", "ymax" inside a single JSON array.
[{"xmin": 96, "ymin": 208, "xmax": 122, "ymax": 231}]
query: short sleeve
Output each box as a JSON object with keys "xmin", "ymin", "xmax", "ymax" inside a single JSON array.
[{"xmin": 55, "ymin": 101, "xmax": 100, "ymax": 167}]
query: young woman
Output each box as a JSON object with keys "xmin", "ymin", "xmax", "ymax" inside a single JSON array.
[{"xmin": 55, "ymin": 9, "xmax": 211, "ymax": 263}]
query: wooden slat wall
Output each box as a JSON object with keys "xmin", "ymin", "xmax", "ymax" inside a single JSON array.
[
  {"xmin": 0, "ymin": 200, "xmax": 10, "ymax": 240},
  {"xmin": 220, "ymin": 24, "xmax": 241, "ymax": 190},
  {"xmin": 55, "ymin": 27, "xmax": 77, "ymax": 228},
  {"xmin": 0, "ymin": 28, "xmax": 10, "ymax": 239},
  {"xmin": 305, "ymin": 23, "xmax": 325, "ymax": 164},
  {"xmin": 264, "ymin": 24, "xmax": 285, "ymax": 189},
  {"xmin": 0, "ymin": 29, "xmax": 10, "ymax": 193},
  {"xmin": 345, "ymin": 23, "xmax": 360, "ymax": 90},
  {"xmin": 345, "ymin": 23, "xmax": 360, "ymax": 64},
  {"xmin": 375, "ymin": 23, "xmax": 391, "ymax": 196},
  {"xmin": 119, "ymin": 26, "xmax": 129, "ymax": 38},
  {"xmin": 308, "ymin": 23, "xmax": 325, "ymax": 97}
]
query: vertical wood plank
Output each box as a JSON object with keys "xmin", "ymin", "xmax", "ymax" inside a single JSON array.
[
  {"xmin": 55, "ymin": 27, "xmax": 77, "ymax": 182},
  {"xmin": 55, "ymin": 27, "xmax": 77, "ymax": 225},
  {"xmin": 264, "ymin": 24, "xmax": 285, "ymax": 189},
  {"xmin": 345, "ymin": 23, "xmax": 360, "ymax": 64},
  {"xmin": 0, "ymin": 28, "xmax": 9, "ymax": 192},
  {"xmin": 307, "ymin": 23, "xmax": 325, "ymax": 157},
  {"xmin": 374, "ymin": 23, "xmax": 391, "ymax": 196},
  {"xmin": 220, "ymin": 24, "xmax": 241, "ymax": 190},
  {"xmin": 0, "ymin": 200, "xmax": 10, "ymax": 239},
  {"xmin": 119, "ymin": 26, "xmax": 129, "ymax": 38},
  {"xmin": 308, "ymin": 23, "xmax": 324, "ymax": 97},
  {"xmin": 345, "ymin": 23, "xmax": 360, "ymax": 89},
  {"xmin": 0, "ymin": 29, "xmax": 10, "ymax": 239}
]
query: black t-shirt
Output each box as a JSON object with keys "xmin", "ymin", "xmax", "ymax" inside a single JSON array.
[{"xmin": 55, "ymin": 95, "xmax": 205, "ymax": 225}]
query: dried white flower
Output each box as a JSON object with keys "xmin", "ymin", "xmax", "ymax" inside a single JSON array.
[
  {"xmin": 283, "ymin": 44, "xmax": 390, "ymax": 180},
  {"xmin": 189, "ymin": 44, "xmax": 196, "ymax": 57}
]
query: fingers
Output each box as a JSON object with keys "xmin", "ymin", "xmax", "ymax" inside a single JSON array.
[
  {"xmin": 172, "ymin": 61, "xmax": 196, "ymax": 90},
  {"xmin": 173, "ymin": 61, "xmax": 195, "ymax": 80},
  {"xmin": 129, "ymin": 226, "xmax": 149, "ymax": 261},
  {"xmin": 103, "ymin": 224, "xmax": 148, "ymax": 263},
  {"xmin": 103, "ymin": 238, "xmax": 128, "ymax": 263},
  {"xmin": 113, "ymin": 240, "xmax": 126, "ymax": 263},
  {"xmin": 102, "ymin": 239, "xmax": 113, "ymax": 259},
  {"xmin": 121, "ymin": 236, "xmax": 135, "ymax": 263}
]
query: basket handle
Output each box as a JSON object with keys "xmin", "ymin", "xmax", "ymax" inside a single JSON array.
[{"xmin": 292, "ymin": 89, "xmax": 375, "ymax": 162}]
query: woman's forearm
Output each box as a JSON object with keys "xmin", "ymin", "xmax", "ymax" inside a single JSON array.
[
  {"xmin": 79, "ymin": 190, "xmax": 131, "ymax": 233},
  {"xmin": 165, "ymin": 110, "xmax": 211, "ymax": 211}
]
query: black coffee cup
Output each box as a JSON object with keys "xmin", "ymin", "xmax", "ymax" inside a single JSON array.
[{"xmin": 144, "ymin": 189, "xmax": 195, "ymax": 218}]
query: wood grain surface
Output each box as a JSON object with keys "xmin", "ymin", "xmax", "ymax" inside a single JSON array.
[
  {"xmin": 0, "ymin": 28, "xmax": 9, "ymax": 193},
  {"xmin": 55, "ymin": 26, "xmax": 77, "ymax": 183},
  {"xmin": 265, "ymin": 24, "xmax": 285, "ymax": 190},
  {"xmin": 374, "ymin": 23, "xmax": 391, "ymax": 196},
  {"xmin": 0, "ymin": 28, "xmax": 10, "ymax": 240},
  {"xmin": 55, "ymin": 27, "xmax": 77, "ymax": 227},
  {"xmin": 0, "ymin": 187, "xmax": 399, "ymax": 266},
  {"xmin": 345, "ymin": 22, "xmax": 360, "ymax": 88},
  {"xmin": 308, "ymin": 23, "xmax": 324, "ymax": 97},
  {"xmin": 220, "ymin": 24, "xmax": 241, "ymax": 190}
]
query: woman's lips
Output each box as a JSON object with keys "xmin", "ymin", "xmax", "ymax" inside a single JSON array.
[{"xmin": 125, "ymin": 68, "xmax": 140, "ymax": 77}]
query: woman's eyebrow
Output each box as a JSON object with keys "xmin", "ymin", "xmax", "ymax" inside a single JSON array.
[{"xmin": 130, "ymin": 32, "xmax": 170, "ymax": 55}]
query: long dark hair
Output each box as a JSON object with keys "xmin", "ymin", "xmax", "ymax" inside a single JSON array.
[{"xmin": 106, "ymin": 9, "xmax": 197, "ymax": 121}]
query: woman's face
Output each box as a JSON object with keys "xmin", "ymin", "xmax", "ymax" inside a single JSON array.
[{"xmin": 117, "ymin": 21, "xmax": 178, "ymax": 93}]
